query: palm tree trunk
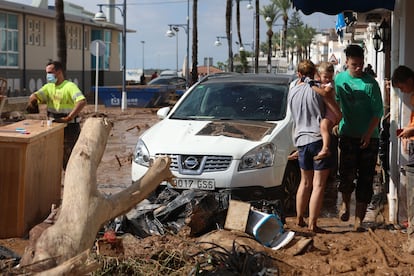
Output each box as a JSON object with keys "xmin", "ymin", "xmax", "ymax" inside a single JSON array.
[
  {"xmin": 225, "ymin": 0, "xmax": 233, "ymax": 72},
  {"xmin": 236, "ymin": 0, "xmax": 242, "ymax": 45},
  {"xmin": 267, "ymin": 29, "xmax": 273, "ymax": 73},
  {"xmin": 55, "ymin": 0, "xmax": 66, "ymax": 71},
  {"xmin": 236, "ymin": 1, "xmax": 248, "ymax": 73},
  {"xmin": 282, "ymin": 16, "xmax": 288, "ymax": 57},
  {"xmin": 191, "ymin": 0, "xmax": 198, "ymax": 84}
]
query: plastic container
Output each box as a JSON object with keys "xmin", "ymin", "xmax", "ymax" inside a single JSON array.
[{"xmin": 246, "ymin": 209, "xmax": 284, "ymax": 246}]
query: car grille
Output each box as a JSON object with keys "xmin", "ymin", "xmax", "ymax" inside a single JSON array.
[{"xmin": 155, "ymin": 154, "xmax": 232, "ymax": 175}]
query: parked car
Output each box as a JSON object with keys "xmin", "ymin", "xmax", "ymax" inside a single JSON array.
[
  {"xmin": 159, "ymin": 70, "xmax": 179, "ymax": 77},
  {"xmin": 146, "ymin": 76, "xmax": 187, "ymax": 105},
  {"xmin": 147, "ymin": 76, "xmax": 186, "ymax": 88},
  {"xmin": 132, "ymin": 73, "xmax": 300, "ymax": 213}
]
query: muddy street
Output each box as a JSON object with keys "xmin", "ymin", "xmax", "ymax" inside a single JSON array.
[
  {"xmin": 89, "ymin": 106, "xmax": 412, "ymax": 274},
  {"xmin": 0, "ymin": 106, "xmax": 412, "ymax": 275}
]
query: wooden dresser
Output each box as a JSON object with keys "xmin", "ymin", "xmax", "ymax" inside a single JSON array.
[{"xmin": 0, "ymin": 119, "xmax": 65, "ymax": 238}]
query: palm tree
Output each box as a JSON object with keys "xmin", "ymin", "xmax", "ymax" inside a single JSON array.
[
  {"xmin": 287, "ymin": 12, "xmax": 315, "ymax": 63},
  {"xmin": 55, "ymin": 0, "xmax": 66, "ymax": 71},
  {"xmin": 302, "ymin": 25, "xmax": 316, "ymax": 59},
  {"xmin": 235, "ymin": 0, "xmax": 249, "ymax": 72},
  {"xmin": 236, "ymin": 0, "xmax": 242, "ymax": 45},
  {"xmin": 191, "ymin": 0, "xmax": 198, "ymax": 85},
  {"xmin": 225, "ymin": 0, "xmax": 233, "ymax": 72},
  {"xmin": 272, "ymin": 0, "xmax": 290, "ymax": 57},
  {"xmin": 261, "ymin": 3, "xmax": 281, "ymax": 73},
  {"xmin": 254, "ymin": 0, "xmax": 259, "ymax": 73}
]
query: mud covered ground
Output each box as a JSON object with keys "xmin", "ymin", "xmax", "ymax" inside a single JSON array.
[{"xmin": 1, "ymin": 105, "xmax": 414, "ymax": 275}]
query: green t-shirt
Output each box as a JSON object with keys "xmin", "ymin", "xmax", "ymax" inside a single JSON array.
[{"xmin": 334, "ymin": 70, "xmax": 383, "ymax": 138}]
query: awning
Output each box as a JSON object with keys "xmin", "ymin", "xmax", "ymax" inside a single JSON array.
[{"xmin": 291, "ymin": 0, "xmax": 395, "ymax": 15}]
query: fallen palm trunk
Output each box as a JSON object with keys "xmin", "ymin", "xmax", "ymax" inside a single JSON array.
[
  {"xmin": 20, "ymin": 117, "xmax": 174, "ymax": 272},
  {"xmin": 35, "ymin": 250, "xmax": 99, "ymax": 276}
]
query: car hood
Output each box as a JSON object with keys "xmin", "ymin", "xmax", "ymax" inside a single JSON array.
[{"xmin": 141, "ymin": 119, "xmax": 277, "ymax": 157}]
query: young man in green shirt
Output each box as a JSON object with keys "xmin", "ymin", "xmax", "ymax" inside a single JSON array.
[{"xmin": 335, "ymin": 44, "xmax": 384, "ymax": 231}]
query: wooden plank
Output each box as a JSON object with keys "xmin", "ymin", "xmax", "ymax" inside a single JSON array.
[{"xmin": 224, "ymin": 200, "xmax": 251, "ymax": 232}]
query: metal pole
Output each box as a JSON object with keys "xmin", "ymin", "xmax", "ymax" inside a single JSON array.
[
  {"xmin": 252, "ymin": 11, "xmax": 255, "ymax": 73},
  {"xmin": 267, "ymin": 31, "xmax": 272, "ymax": 73},
  {"xmin": 176, "ymin": 31, "xmax": 179, "ymax": 73},
  {"xmin": 141, "ymin": 40, "xmax": 145, "ymax": 74},
  {"xmin": 121, "ymin": 0, "xmax": 127, "ymax": 111},
  {"xmin": 186, "ymin": 0, "xmax": 190, "ymax": 89},
  {"xmin": 255, "ymin": 0, "xmax": 259, "ymax": 74}
]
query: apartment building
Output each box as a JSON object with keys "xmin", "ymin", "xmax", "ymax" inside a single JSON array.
[{"xmin": 0, "ymin": 0, "xmax": 128, "ymax": 101}]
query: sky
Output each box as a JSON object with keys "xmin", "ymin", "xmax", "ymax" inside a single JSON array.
[{"xmin": 12, "ymin": 0, "xmax": 336, "ymax": 71}]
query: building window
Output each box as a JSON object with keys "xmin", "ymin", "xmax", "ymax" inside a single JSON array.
[
  {"xmin": 91, "ymin": 29, "xmax": 104, "ymax": 70},
  {"xmin": 0, "ymin": 13, "xmax": 18, "ymax": 67},
  {"xmin": 91, "ymin": 29, "xmax": 111, "ymax": 70},
  {"xmin": 65, "ymin": 24, "xmax": 83, "ymax": 50},
  {"xmin": 83, "ymin": 27, "xmax": 89, "ymax": 50},
  {"xmin": 104, "ymin": 30, "xmax": 111, "ymax": 70},
  {"xmin": 27, "ymin": 18, "xmax": 44, "ymax": 47}
]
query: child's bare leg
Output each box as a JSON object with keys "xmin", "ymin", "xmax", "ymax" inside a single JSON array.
[{"xmin": 314, "ymin": 118, "xmax": 332, "ymax": 160}]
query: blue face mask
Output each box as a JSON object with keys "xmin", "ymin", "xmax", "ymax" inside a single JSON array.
[{"xmin": 46, "ymin": 73, "xmax": 57, "ymax": 84}]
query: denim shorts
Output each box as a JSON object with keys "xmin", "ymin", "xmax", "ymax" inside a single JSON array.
[{"xmin": 298, "ymin": 139, "xmax": 333, "ymax": 171}]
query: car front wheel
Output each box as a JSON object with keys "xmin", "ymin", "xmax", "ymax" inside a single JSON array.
[{"xmin": 281, "ymin": 160, "xmax": 300, "ymax": 216}]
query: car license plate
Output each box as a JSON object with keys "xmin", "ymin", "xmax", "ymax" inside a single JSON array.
[{"xmin": 171, "ymin": 178, "xmax": 215, "ymax": 190}]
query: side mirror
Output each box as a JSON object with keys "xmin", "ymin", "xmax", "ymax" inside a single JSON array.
[{"xmin": 157, "ymin": 106, "xmax": 171, "ymax": 119}]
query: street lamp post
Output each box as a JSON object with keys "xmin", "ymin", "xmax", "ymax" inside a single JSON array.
[
  {"xmin": 265, "ymin": 16, "xmax": 274, "ymax": 73},
  {"xmin": 166, "ymin": 27, "xmax": 180, "ymax": 73},
  {"xmin": 372, "ymin": 19, "xmax": 390, "ymax": 74},
  {"xmin": 141, "ymin": 41, "xmax": 145, "ymax": 75},
  {"xmin": 166, "ymin": 24, "xmax": 189, "ymax": 89},
  {"xmin": 214, "ymin": 36, "xmax": 229, "ymax": 71},
  {"xmin": 214, "ymin": 36, "xmax": 228, "ymax": 47},
  {"xmin": 94, "ymin": 0, "xmax": 127, "ymax": 111}
]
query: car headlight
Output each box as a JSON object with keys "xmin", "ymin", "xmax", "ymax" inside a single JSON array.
[
  {"xmin": 133, "ymin": 139, "xmax": 151, "ymax": 167},
  {"xmin": 238, "ymin": 143, "xmax": 275, "ymax": 171}
]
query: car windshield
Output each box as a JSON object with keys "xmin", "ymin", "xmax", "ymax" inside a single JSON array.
[{"xmin": 170, "ymin": 81, "xmax": 288, "ymax": 121}]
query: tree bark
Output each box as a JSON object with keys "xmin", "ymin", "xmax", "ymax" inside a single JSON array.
[
  {"xmin": 36, "ymin": 250, "xmax": 100, "ymax": 276},
  {"xmin": 191, "ymin": 0, "xmax": 198, "ymax": 85},
  {"xmin": 55, "ymin": 0, "xmax": 66, "ymax": 71},
  {"xmin": 225, "ymin": 0, "xmax": 233, "ymax": 72},
  {"xmin": 20, "ymin": 117, "xmax": 174, "ymax": 271}
]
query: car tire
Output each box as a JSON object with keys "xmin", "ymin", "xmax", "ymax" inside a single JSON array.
[{"xmin": 281, "ymin": 159, "xmax": 300, "ymax": 216}]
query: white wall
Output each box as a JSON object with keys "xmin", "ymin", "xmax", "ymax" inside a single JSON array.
[{"xmin": 389, "ymin": 0, "xmax": 414, "ymax": 224}]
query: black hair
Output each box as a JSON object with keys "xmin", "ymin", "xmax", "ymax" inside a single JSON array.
[
  {"xmin": 344, "ymin": 44, "xmax": 364, "ymax": 58},
  {"xmin": 47, "ymin": 60, "xmax": 64, "ymax": 72},
  {"xmin": 391, "ymin": 65, "xmax": 414, "ymax": 85}
]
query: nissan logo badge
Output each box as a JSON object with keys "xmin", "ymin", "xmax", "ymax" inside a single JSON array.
[{"xmin": 184, "ymin": 156, "xmax": 199, "ymax": 169}]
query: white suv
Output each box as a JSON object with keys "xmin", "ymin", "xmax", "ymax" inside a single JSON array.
[{"xmin": 132, "ymin": 74, "xmax": 300, "ymax": 213}]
